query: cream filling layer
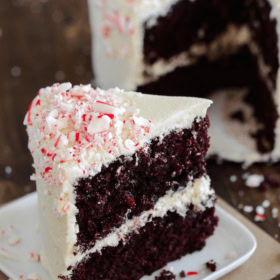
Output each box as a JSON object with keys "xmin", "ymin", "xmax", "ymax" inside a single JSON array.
[
  {"xmin": 67, "ymin": 176, "xmax": 214, "ymax": 275},
  {"xmin": 141, "ymin": 24, "xmax": 251, "ymax": 85}
]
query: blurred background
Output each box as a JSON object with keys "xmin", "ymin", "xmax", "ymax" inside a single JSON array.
[
  {"xmin": 0, "ymin": 0, "xmax": 279, "ymax": 267},
  {"xmin": 0, "ymin": 0, "xmax": 92, "ymax": 203}
]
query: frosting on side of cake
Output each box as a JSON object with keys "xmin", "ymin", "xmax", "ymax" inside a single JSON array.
[
  {"xmin": 37, "ymin": 175, "xmax": 214, "ymax": 279},
  {"xmin": 24, "ymin": 83, "xmax": 212, "ymax": 279}
]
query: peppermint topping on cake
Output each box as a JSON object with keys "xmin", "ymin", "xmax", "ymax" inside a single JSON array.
[{"xmin": 24, "ymin": 83, "xmax": 152, "ymax": 186}]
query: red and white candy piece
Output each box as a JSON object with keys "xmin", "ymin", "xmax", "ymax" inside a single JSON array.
[
  {"xmin": 88, "ymin": 115, "xmax": 111, "ymax": 135},
  {"xmin": 254, "ymin": 214, "xmax": 265, "ymax": 222},
  {"xmin": 0, "ymin": 230, "xmax": 5, "ymax": 240},
  {"xmin": 8, "ymin": 235, "xmax": 21, "ymax": 246},
  {"xmin": 29, "ymin": 252, "xmax": 41, "ymax": 263},
  {"xmin": 92, "ymin": 100, "xmax": 122, "ymax": 115},
  {"xmin": 0, "ymin": 248, "xmax": 18, "ymax": 260}
]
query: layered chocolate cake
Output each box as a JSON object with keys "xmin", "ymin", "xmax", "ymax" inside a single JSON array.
[
  {"xmin": 89, "ymin": 0, "xmax": 280, "ymax": 164},
  {"xmin": 24, "ymin": 83, "xmax": 217, "ymax": 279}
]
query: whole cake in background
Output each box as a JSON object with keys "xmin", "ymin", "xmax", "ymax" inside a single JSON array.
[
  {"xmin": 24, "ymin": 83, "xmax": 218, "ymax": 280},
  {"xmin": 89, "ymin": 0, "xmax": 280, "ymax": 164}
]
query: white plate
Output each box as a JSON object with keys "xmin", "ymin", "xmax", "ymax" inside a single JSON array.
[{"xmin": 0, "ymin": 193, "xmax": 257, "ymax": 280}]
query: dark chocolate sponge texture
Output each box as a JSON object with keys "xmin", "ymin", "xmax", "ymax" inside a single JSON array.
[
  {"xmin": 60, "ymin": 207, "xmax": 218, "ymax": 280},
  {"xmin": 141, "ymin": 0, "xmax": 279, "ymax": 154},
  {"xmin": 75, "ymin": 117, "xmax": 210, "ymax": 252}
]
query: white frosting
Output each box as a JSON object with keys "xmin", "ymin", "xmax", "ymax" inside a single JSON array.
[
  {"xmin": 25, "ymin": 84, "xmax": 212, "ymax": 279},
  {"xmin": 89, "ymin": 0, "xmax": 280, "ymax": 163},
  {"xmin": 208, "ymin": 90, "xmax": 272, "ymax": 164},
  {"xmin": 89, "ymin": 0, "xmax": 181, "ymax": 90}
]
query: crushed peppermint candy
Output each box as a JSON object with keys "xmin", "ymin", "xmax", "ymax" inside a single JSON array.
[
  {"xmin": 272, "ymin": 208, "xmax": 279, "ymax": 218},
  {"xmin": 229, "ymin": 175, "xmax": 237, "ymax": 183},
  {"xmin": 9, "ymin": 225, "xmax": 15, "ymax": 231},
  {"xmin": 255, "ymin": 205, "xmax": 265, "ymax": 216},
  {"xmin": 254, "ymin": 214, "xmax": 265, "ymax": 222},
  {"xmin": 244, "ymin": 174, "xmax": 264, "ymax": 188},
  {"xmin": 8, "ymin": 235, "xmax": 21, "ymax": 246},
  {"xmin": 243, "ymin": 205, "xmax": 254, "ymax": 213},
  {"xmin": 24, "ymin": 84, "xmax": 152, "ymax": 189},
  {"xmin": 0, "ymin": 230, "xmax": 5, "ymax": 239},
  {"xmin": 262, "ymin": 200, "xmax": 271, "ymax": 208},
  {"xmin": 186, "ymin": 271, "xmax": 198, "ymax": 276},
  {"xmin": 29, "ymin": 252, "xmax": 41, "ymax": 263}
]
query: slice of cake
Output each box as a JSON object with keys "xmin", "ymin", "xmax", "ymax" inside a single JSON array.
[
  {"xmin": 24, "ymin": 83, "xmax": 218, "ymax": 280},
  {"xmin": 89, "ymin": 0, "xmax": 280, "ymax": 164}
]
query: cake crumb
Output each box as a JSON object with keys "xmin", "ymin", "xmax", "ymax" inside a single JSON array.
[
  {"xmin": 206, "ymin": 260, "xmax": 217, "ymax": 272},
  {"xmin": 155, "ymin": 270, "xmax": 175, "ymax": 280},
  {"xmin": 179, "ymin": 271, "xmax": 186, "ymax": 278},
  {"xmin": 243, "ymin": 205, "xmax": 253, "ymax": 213}
]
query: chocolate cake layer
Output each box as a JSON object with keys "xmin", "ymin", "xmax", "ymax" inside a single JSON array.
[
  {"xmin": 75, "ymin": 117, "xmax": 210, "ymax": 251},
  {"xmin": 139, "ymin": 47, "xmax": 278, "ymax": 153},
  {"xmin": 144, "ymin": 0, "xmax": 278, "ymax": 87},
  {"xmin": 143, "ymin": 0, "xmax": 279, "ymax": 155},
  {"xmin": 61, "ymin": 207, "xmax": 218, "ymax": 280}
]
